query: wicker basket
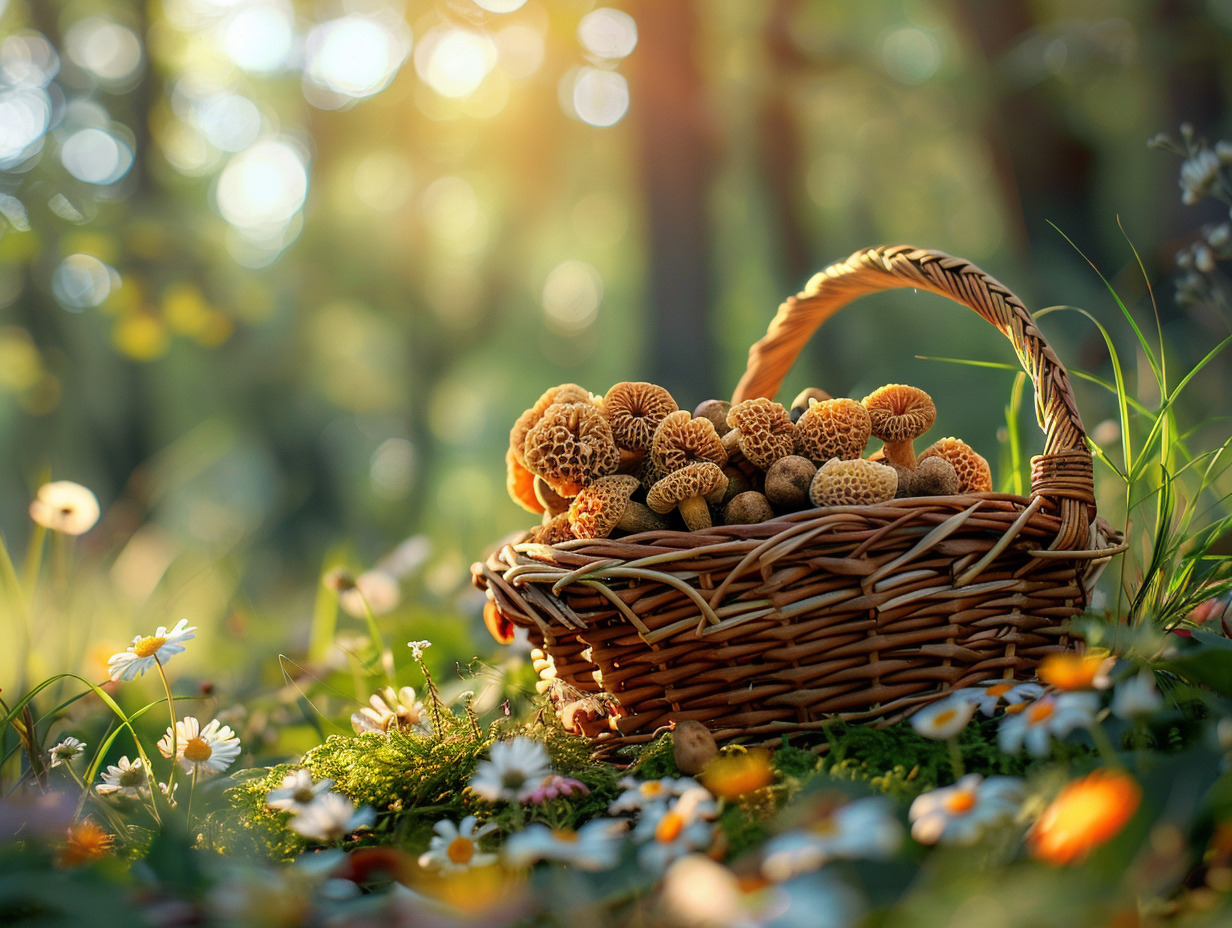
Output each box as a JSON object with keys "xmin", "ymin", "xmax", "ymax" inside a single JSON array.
[{"xmin": 472, "ymin": 245, "xmax": 1125, "ymax": 750}]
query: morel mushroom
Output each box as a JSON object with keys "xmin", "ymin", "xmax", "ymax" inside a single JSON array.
[
  {"xmin": 790, "ymin": 386, "xmax": 833, "ymax": 422},
  {"xmin": 898, "ymin": 455, "xmax": 960, "ymax": 498},
  {"xmin": 651, "ymin": 410, "xmax": 728, "ymax": 473},
  {"xmin": 524, "ymin": 512, "xmax": 575, "ymax": 545},
  {"xmin": 534, "ymin": 476, "xmax": 570, "ymax": 516},
  {"xmin": 764, "ymin": 454, "xmax": 817, "ymax": 511},
  {"xmin": 601, "ymin": 382, "xmax": 678, "ymax": 470},
  {"xmin": 509, "ymin": 383, "xmax": 595, "ymax": 463},
  {"xmin": 809, "ymin": 457, "xmax": 898, "ymax": 507},
  {"xmin": 919, "ymin": 437, "xmax": 993, "ymax": 493},
  {"xmin": 568, "ymin": 474, "xmax": 667, "ymax": 538},
  {"xmin": 523, "ymin": 402, "xmax": 621, "ymax": 497},
  {"xmin": 794, "ymin": 397, "xmax": 872, "ymax": 465},
  {"xmin": 861, "ymin": 384, "xmax": 937, "ymax": 471},
  {"xmin": 506, "ymin": 447, "xmax": 544, "ymax": 514},
  {"xmin": 722, "ymin": 490, "xmax": 775, "ymax": 525},
  {"xmin": 726, "ymin": 398, "xmax": 796, "ymax": 471},
  {"xmin": 646, "ymin": 461, "xmax": 729, "ymax": 531}
]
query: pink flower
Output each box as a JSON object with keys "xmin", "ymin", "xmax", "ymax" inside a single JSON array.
[{"xmin": 526, "ymin": 774, "xmax": 590, "ymax": 804}]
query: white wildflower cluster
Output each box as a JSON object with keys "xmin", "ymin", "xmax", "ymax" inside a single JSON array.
[
  {"xmin": 351, "ymin": 685, "xmax": 431, "ymax": 736},
  {"xmin": 265, "ymin": 769, "xmax": 375, "ymax": 844}
]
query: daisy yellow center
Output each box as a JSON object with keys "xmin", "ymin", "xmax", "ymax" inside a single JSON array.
[
  {"xmin": 292, "ymin": 787, "xmax": 316, "ymax": 802},
  {"xmin": 987, "ymin": 683, "xmax": 1013, "ymax": 697},
  {"xmin": 1028, "ymin": 701, "xmax": 1056, "ymax": 725},
  {"xmin": 944, "ymin": 789, "xmax": 977, "ymax": 816},
  {"xmin": 810, "ymin": 816, "xmax": 840, "ymax": 837},
  {"xmin": 932, "ymin": 708, "xmax": 958, "ymax": 727},
  {"xmin": 551, "ymin": 828, "xmax": 579, "ymax": 843},
  {"xmin": 119, "ymin": 768, "xmax": 144, "ymax": 787},
  {"xmin": 640, "ymin": 782, "xmax": 665, "ymax": 797},
  {"xmin": 132, "ymin": 636, "xmax": 167, "ymax": 658},
  {"xmin": 655, "ymin": 811, "xmax": 685, "ymax": 844},
  {"xmin": 183, "ymin": 737, "xmax": 213, "ymax": 763},
  {"xmin": 447, "ymin": 836, "xmax": 475, "ymax": 864}
]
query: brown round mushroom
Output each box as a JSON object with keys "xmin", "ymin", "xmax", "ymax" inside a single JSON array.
[
  {"xmin": 651, "ymin": 410, "xmax": 728, "ymax": 474},
  {"xmin": 672, "ymin": 720, "xmax": 719, "ymax": 775},
  {"xmin": 861, "ymin": 384, "xmax": 937, "ymax": 471},
  {"xmin": 523, "ymin": 402, "xmax": 621, "ymax": 497},
  {"xmin": 509, "ymin": 383, "xmax": 595, "ymax": 463},
  {"xmin": 693, "ymin": 399, "xmax": 733, "ymax": 437},
  {"xmin": 808, "ymin": 457, "xmax": 899, "ymax": 508},
  {"xmin": 919, "ymin": 437, "xmax": 993, "ymax": 493},
  {"xmin": 898, "ymin": 455, "xmax": 960, "ymax": 498},
  {"xmin": 646, "ymin": 461, "xmax": 729, "ymax": 531},
  {"xmin": 524, "ymin": 512, "xmax": 575, "ymax": 545},
  {"xmin": 722, "ymin": 490, "xmax": 775, "ymax": 525},
  {"xmin": 506, "ymin": 447, "xmax": 544, "ymax": 514},
  {"xmin": 568, "ymin": 474, "xmax": 668, "ymax": 538},
  {"xmin": 726, "ymin": 398, "xmax": 796, "ymax": 471},
  {"xmin": 794, "ymin": 398, "xmax": 872, "ymax": 465},
  {"xmin": 719, "ymin": 464, "xmax": 756, "ymax": 505},
  {"xmin": 601, "ymin": 382, "xmax": 679, "ymax": 470},
  {"xmin": 789, "ymin": 387, "xmax": 832, "ymax": 422},
  {"xmin": 764, "ymin": 454, "xmax": 818, "ymax": 511}
]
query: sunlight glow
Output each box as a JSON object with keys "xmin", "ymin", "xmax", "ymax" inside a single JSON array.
[
  {"xmin": 60, "ymin": 128, "xmax": 135, "ymax": 185},
  {"xmin": 567, "ymin": 67, "xmax": 629, "ymax": 127},
  {"xmin": 305, "ymin": 14, "xmax": 410, "ymax": 102},
  {"xmin": 542, "ymin": 260, "xmax": 602, "ymax": 335},
  {"xmin": 578, "ymin": 8, "xmax": 637, "ymax": 61},
  {"xmin": 223, "ymin": 3, "xmax": 296, "ymax": 74},
  {"xmin": 420, "ymin": 176, "xmax": 484, "ymax": 249},
  {"xmin": 0, "ymin": 32, "xmax": 60, "ymax": 87},
  {"xmin": 196, "ymin": 93, "xmax": 262, "ymax": 152},
  {"xmin": 63, "ymin": 18, "xmax": 143, "ymax": 85},
  {"xmin": 415, "ymin": 27, "xmax": 497, "ymax": 98},
  {"xmin": 52, "ymin": 254, "xmax": 117, "ymax": 311},
  {"xmin": 474, "ymin": 0, "xmax": 528, "ymax": 12},
  {"xmin": 0, "ymin": 88, "xmax": 50, "ymax": 169},
  {"xmin": 215, "ymin": 139, "xmax": 308, "ymax": 234},
  {"xmin": 881, "ymin": 26, "xmax": 942, "ymax": 84},
  {"xmin": 495, "ymin": 24, "xmax": 545, "ymax": 79}
]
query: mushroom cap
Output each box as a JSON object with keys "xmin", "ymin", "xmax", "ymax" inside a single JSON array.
[
  {"xmin": 808, "ymin": 457, "xmax": 899, "ymax": 507},
  {"xmin": 534, "ymin": 476, "xmax": 570, "ymax": 516},
  {"xmin": 722, "ymin": 490, "xmax": 776, "ymax": 525},
  {"xmin": 764, "ymin": 454, "xmax": 817, "ymax": 511},
  {"xmin": 693, "ymin": 399, "xmax": 733, "ymax": 436},
  {"xmin": 794, "ymin": 398, "xmax": 872, "ymax": 464},
  {"xmin": 568, "ymin": 474, "xmax": 641, "ymax": 539},
  {"xmin": 646, "ymin": 461, "xmax": 729, "ymax": 513},
  {"xmin": 506, "ymin": 446, "xmax": 544, "ymax": 514},
  {"xmin": 861, "ymin": 384, "xmax": 937, "ymax": 444},
  {"xmin": 651, "ymin": 410, "xmax": 729, "ymax": 473},
  {"xmin": 510, "ymin": 383, "xmax": 595, "ymax": 462},
  {"xmin": 919, "ymin": 437, "xmax": 993, "ymax": 493},
  {"xmin": 523, "ymin": 402, "xmax": 621, "ymax": 497},
  {"xmin": 601, "ymin": 382, "xmax": 679, "ymax": 453},
  {"xmin": 726, "ymin": 398, "xmax": 796, "ymax": 470},
  {"xmin": 524, "ymin": 511, "xmax": 575, "ymax": 545},
  {"xmin": 899, "ymin": 455, "xmax": 960, "ymax": 497}
]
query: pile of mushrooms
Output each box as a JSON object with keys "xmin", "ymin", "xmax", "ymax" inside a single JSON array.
[{"xmin": 505, "ymin": 380, "xmax": 993, "ymax": 542}]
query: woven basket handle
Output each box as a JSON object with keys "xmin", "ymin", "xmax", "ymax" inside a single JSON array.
[{"xmin": 732, "ymin": 245, "xmax": 1094, "ymax": 549}]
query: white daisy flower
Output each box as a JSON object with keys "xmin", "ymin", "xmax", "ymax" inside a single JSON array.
[
  {"xmin": 609, "ymin": 776, "xmax": 703, "ymax": 814},
  {"xmin": 29, "ymin": 481, "xmax": 100, "ymax": 535},
  {"xmin": 997, "ymin": 692, "xmax": 1099, "ymax": 757},
  {"xmin": 48, "ymin": 736, "xmax": 87, "ymax": 768},
  {"xmin": 407, "ymin": 639, "xmax": 432, "ymax": 660},
  {"xmin": 289, "ymin": 792, "xmax": 375, "ymax": 843},
  {"xmin": 96, "ymin": 756, "xmax": 149, "ymax": 799},
  {"xmin": 351, "ymin": 686, "xmax": 431, "ymax": 736},
  {"xmin": 502, "ymin": 819, "xmax": 627, "ymax": 871},
  {"xmin": 1111, "ymin": 671, "xmax": 1164, "ymax": 720},
  {"xmin": 418, "ymin": 816, "xmax": 500, "ymax": 873},
  {"xmin": 761, "ymin": 796, "xmax": 903, "ymax": 881},
  {"xmin": 910, "ymin": 696, "xmax": 977, "ymax": 740},
  {"xmin": 157, "ymin": 717, "xmax": 241, "ymax": 776},
  {"xmin": 631, "ymin": 786, "xmax": 718, "ymax": 872},
  {"xmin": 107, "ymin": 618, "xmax": 197, "ymax": 681},
  {"xmin": 468, "ymin": 737, "xmax": 553, "ymax": 803},
  {"xmin": 266, "ymin": 769, "xmax": 335, "ymax": 813},
  {"xmin": 953, "ymin": 680, "xmax": 1046, "ymax": 717},
  {"xmin": 909, "ymin": 774, "xmax": 1023, "ymax": 846}
]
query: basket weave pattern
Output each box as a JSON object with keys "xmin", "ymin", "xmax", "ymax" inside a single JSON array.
[{"xmin": 473, "ymin": 246, "xmax": 1124, "ymax": 749}]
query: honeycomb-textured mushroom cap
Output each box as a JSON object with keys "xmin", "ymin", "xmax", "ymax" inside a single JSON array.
[
  {"xmin": 794, "ymin": 398, "xmax": 872, "ymax": 464},
  {"xmin": 646, "ymin": 461, "xmax": 728, "ymax": 530},
  {"xmin": 506, "ymin": 446, "xmax": 544, "ymax": 514},
  {"xmin": 601, "ymin": 382, "xmax": 679, "ymax": 453},
  {"xmin": 789, "ymin": 387, "xmax": 832, "ymax": 422},
  {"xmin": 920, "ymin": 437, "xmax": 993, "ymax": 493},
  {"xmin": 651, "ymin": 410, "xmax": 728, "ymax": 473},
  {"xmin": 808, "ymin": 457, "xmax": 899, "ymax": 507},
  {"xmin": 861, "ymin": 384, "xmax": 937, "ymax": 470},
  {"xmin": 523, "ymin": 402, "xmax": 620, "ymax": 497},
  {"xmin": 568, "ymin": 474, "xmax": 656, "ymax": 538},
  {"xmin": 726, "ymin": 398, "xmax": 796, "ymax": 470},
  {"xmin": 510, "ymin": 383, "xmax": 596, "ymax": 463},
  {"xmin": 899, "ymin": 455, "xmax": 960, "ymax": 498},
  {"xmin": 524, "ymin": 512, "xmax": 575, "ymax": 545}
]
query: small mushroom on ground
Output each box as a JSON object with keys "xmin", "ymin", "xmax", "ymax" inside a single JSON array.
[
  {"xmin": 861, "ymin": 384, "xmax": 937, "ymax": 471},
  {"xmin": 919, "ymin": 437, "xmax": 994, "ymax": 493},
  {"xmin": 789, "ymin": 387, "xmax": 832, "ymax": 422},
  {"xmin": 809, "ymin": 457, "xmax": 899, "ymax": 508},
  {"xmin": 672, "ymin": 720, "xmax": 719, "ymax": 775},
  {"xmin": 523, "ymin": 402, "xmax": 621, "ymax": 497},
  {"xmin": 898, "ymin": 455, "xmax": 960, "ymax": 497},
  {"xmin": 794, "ymin": 397, "xmax": 872, "ymax": 464},
  {"xmin": 506, "ymin": 447, "xmax": 544, "ymax": 514},
  {"xmin": 764, "ymin": 454, "xmax": 818, "ymax": 511},
  {"xmin": 726, "ymin": 398, "xmax": 796, "ymax": 471},
  {"xmin": 722, "ymin": 490, "xmax": 776, "ymax": 525},
  {"xmin": 693, "ymin": 399, "xmax": 733, "ymax": 436},
  {"xmin": 534, "ymin": 476, "xmax": 570, "ymax": 516},
  {"xmin": 651, "ymin": 410, "xmax": 729, "ymax": 473},
  {"xmin": 646, "ymin": 461, "xmax": 729, "ymax": 531},
  {"xmin": 568, "ymin": 474, "xmax": 668, "ymax": 538},
  {"xmin": 601, "ymin": 382, "xmax": 679, "ymax": 471},
  {"xmin": 524, "ymin": 512, "xmax": 575, "ymax": 545}
]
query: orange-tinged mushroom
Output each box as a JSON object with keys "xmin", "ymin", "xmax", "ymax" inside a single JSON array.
[
  {"xmin": 919, "ymin": 437, "xmax": 993, "ymax": 493},
  {"xmin": 533, "ymin": 476, "xmax": 570, "ymax": 517},
  {"xmin": 524, "ymin": 512, "xmax": 575, "ymax": 545},
  {"xmin": 862, "ymin": 384, "xmax": 937, "ymax": 471},
  {"xmin": 646, "ymin": 461, "xmax": 729, "ymax": 530},
  {"xmin": 568, "ymin": 474, "xmax": 667, "ymax": 538},
  {"xmin": 483, "ymin": 600, "xmax": 517, "ymax": 645},
  {"xmin": 808, "ymin": 457, "xmax": 898, "ymax": 507},
  {"xmin": 794, "ymin": 397, "xmax": 872, "ymax": 465},
  {"xmin": 523, "ymin": 402, "xmax": 621, "ymax": 497},
  {"xmin": 1028, "ymin": 769, "xmax": 1141, "ymax": 865},
  {"xmin": 651, "ymin": 410, "xmax": 728, "ymax": 474},
  {"xmin": 602, "ymin": 382, "xmax": 678, "ymax": 469},
  {"xmin": 505, "ymin": 447, "xmax": 544, "ymax": 514},
  {"xmin": 726, "ymin": 398, "xmax": 796, "ymax": 471}
]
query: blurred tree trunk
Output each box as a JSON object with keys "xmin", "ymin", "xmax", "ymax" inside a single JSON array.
[{"xmin": 627, "ymin": 0, "xmax": 721, "ymax": 403}]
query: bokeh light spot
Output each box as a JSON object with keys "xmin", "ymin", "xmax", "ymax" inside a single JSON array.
[
  {"xmin": 60, "ymin": 128, "xmax": 135, "ymax": 185},
  {"xmin": 567, "ymin": 67, "xmax": 629, "ymax": 127},
  {"xmin": 0, "ymin": 88, "xmax": 51, "ymax": 168},
  {"xmin": 224, "ymin": 3, "xmax": 295, "ymax": 73},
  {"xmin": 881, "ymin": 26, "xmax": 942, "ymax": 84},
  {"xmin": 353, "ymin": 151, "xmax": 414, "ymax": 212},
  {"xmin": 196, "ymin": 94, "xmax": 262, "ymax": 152},
  {"xmin": 420, "ymin": 176, "xmax": 484, "ymax": 247},
  {"xmin": 542, "ymin": 260, "xmax": 602, "ymax": 335},
  {"xmin": 52, "ymin": 254, "xmax": 117, "ymax": 311},
  {"xmin": 63, "ymin": 18, "xmax": 143, "ymax": 85},
  {"xmin": 370, "ymin": 438, "xmax": 417, "ymax": 500},
  {"xmin": 474, "ymin": 0, "xmax": 527, "ymax": 12},
  {"xmin": 578, "ymin": 8, "xmax": 638, "ymax": 61},
  {"xmin": 0, "ymin": 31, "xmax": 60, "ymax": 87},
  {"xmin": 495, "ymin": 23, "xmax": 545, "ymax": 79},
  {"xmin": 215, "ymin": 139, "xmax": 309, "ymax": 234},
  {"xmin": 306, "ymin": 14, "xmax": 410, "ymax": 101},
  {"xmin": 415, "ymin": 27, "xmax": 497, "ymax": 98}
]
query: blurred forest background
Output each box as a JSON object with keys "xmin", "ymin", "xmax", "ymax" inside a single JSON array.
[{"xmin": 2, "ymin": 0, "xmax": 1232, "ymax": 692}]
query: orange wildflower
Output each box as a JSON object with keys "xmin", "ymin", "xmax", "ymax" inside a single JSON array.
[
  {"xmin": 58, "ymin": 820, "xmax": 115, "ymax": 868},
  {"xmin": 1037, "ymin": 650, "xmax": 1115, "ymax": 691},
  {"xmin": 1028, "ymin": 769, "xmax": 1141, "ymax": 865},
  {"xmin": 701, "ymin": 749, "xmax": 775, "ymax": 800}
]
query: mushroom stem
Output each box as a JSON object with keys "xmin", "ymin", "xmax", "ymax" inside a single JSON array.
[
  {"xmin": 617, "ymin": 501, "xmax": 668, "ymax": 533},
  {"xmin": 677, "ymin": 495, "xmax": 713, "ymax": 531},
  {"xmin": 617, "ymin": 447, "xmax": 645, "ymax": 473},
  {"xmin": 879, "ymin": 439, "xmax": 918, "ymax": 471},
  {"xmin": 534, "ymin": 476, "xmax": 570, "ymax": 516}
]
